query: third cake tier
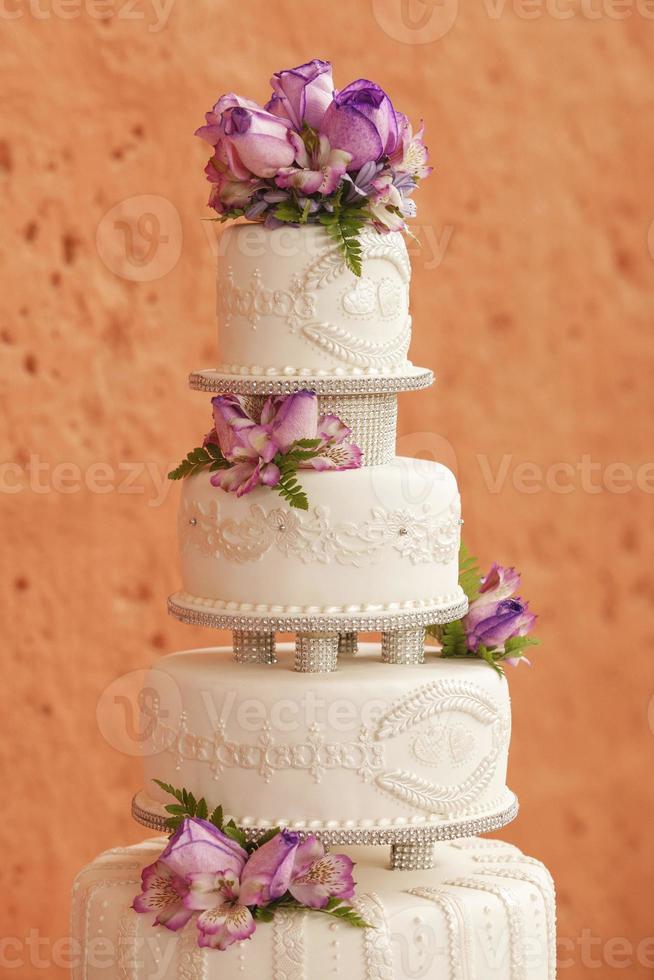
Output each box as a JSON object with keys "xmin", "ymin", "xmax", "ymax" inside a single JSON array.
[{"xmin": 133, "ymin": 646, "xmax": 517, "ymax": 841}]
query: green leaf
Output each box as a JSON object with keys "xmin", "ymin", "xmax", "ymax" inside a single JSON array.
[
  {"xmin": 223, "ymin": 822, "xmax": 248, "ymax": 849},
  {"xmin": 439, "ymin": 618, "xmax": 468, "ymax": 658},
  {"xmin": 275, "ymin": 468, "xmax": 309, "ymax": 510},
  {"xmin": 153, "ymin": 780, "xmax": 186, "ymax": 805},
  {"xmin": 503, "ymin": 635, "xmax": 540, "ymax": 654},
  {"xmin": 321, "ymin": 899, "xmax": 371, "ymax": 928},
  {"xmin": 459, "ymin": 542, "xmax": 482, "ymax": 604},
  {"xmin": 168, "ymin": 445, "xmax": 228, "ymax": 481},
  {"xmin": 252, "ymin": 906, "xmax": 276, "ymax": 922},
  {"xmin": 318, "ymin": 205, "xmax": 367, "ymax": 277},
  {"xmin": 196, "ymin": 798, "xmax": 209, "ymax": 820},
  {"xmin": 274, "ymin": 201, "xmax": 304, "ymax": 223},
  {"xmin": 478, "ymin": 644, "xmax": 505, "ymax": 676},
  {"xmin": 209, "ymin": 805, "xmax": 224, "ymax": 831},
  {"xmin": 164, "ymin": 804, "xmax": 188, "ymax": 815}
]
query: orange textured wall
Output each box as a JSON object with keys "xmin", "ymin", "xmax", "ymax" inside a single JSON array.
[{"xmin": 2, "ymin": 2, "xmax": 653, "ymax": 977}]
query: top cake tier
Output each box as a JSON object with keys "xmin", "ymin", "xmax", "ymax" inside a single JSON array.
[{"xmin": 212, "ymin": 224, "xmax": 422, "ymax": 383}]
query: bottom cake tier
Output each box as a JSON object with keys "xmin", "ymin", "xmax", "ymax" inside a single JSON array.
[{"xmin": 72, "ymin": 837, "xmax": 555, "ymax": 980}]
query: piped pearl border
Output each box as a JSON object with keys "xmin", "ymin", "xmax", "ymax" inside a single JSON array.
[
  {"xmin": 168, "ymin": 592, "xmax": 469, "ymax": 632},
  {"xmin": 188, "ymin": 366, "xmax": 434, "ymax": 396},
  {"xmin": 131, "ymin": 794, "xmax": 519, "ymax": 845}
]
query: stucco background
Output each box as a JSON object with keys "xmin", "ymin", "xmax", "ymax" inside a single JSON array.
[{"xmin": 1, "ymin": 1, "xmax": 653, "ymax": 977}]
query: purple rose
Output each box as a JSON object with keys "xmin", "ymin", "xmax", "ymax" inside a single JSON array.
[
  {"xmin": 196, "ymin": 94, "xmax": 296, "ymax": 179},
  {"xmin": 266, "ymin": 59, "xmax": 335, "ymax": 130},
  {"xmin": 463, "ymin": 563, "xmax": 536, "ymax": 653},
  {"xmin": 321, "ymin": 79, "xmax": 400, "ymax": 171},
  {"xmin": 160, "ymin": 817, "xmax": 248, "ymax": 879},
  {"xmin": 464, "ymin": 597, "xmax": 536, "ymax": 653},
  {"xmin": 239, "ymin": 829, "xmax": 300, "ymax": 907}
]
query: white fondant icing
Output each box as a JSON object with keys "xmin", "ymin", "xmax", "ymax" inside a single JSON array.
[
  {"xmin": 178, "ymin": 457, "xmax": 461, "ymax": 611},
  {"xmin": 216, "ymin": 225, "xmax": 412, "ymax": 378},
  {"xmin": 138, "ymin": 647, "xmax": 513, "ymax": 830},
  {"xmin": 72, "ymin": 838, "xmax": 556, "ymax": 980}
]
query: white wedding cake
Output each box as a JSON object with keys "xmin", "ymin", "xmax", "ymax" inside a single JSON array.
[{"xmin": 71, "ymin": 61, "xmax": 554, "ymax": 979}]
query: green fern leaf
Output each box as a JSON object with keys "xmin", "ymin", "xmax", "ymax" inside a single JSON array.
[
  {"xmin": 459, "ymin": 542, "xmax": 482, "ymax": 603},
  {"xmin": 274, "ymin": 201, "xmax": 304, "ymax": 223},
  {"xmin": 318, "ymin": 206, "xmax": 367, "ymax": 277},
  {"xmin": 440, "ymin": 619, "xmax": 468, "ymax": 658},
  {"xmin": 168, "ymin": 445, "xmax": 228, "ymax": 481}
]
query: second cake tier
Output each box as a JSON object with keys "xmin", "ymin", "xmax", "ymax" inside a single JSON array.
[
  {"xmin": 133, "ymin": 646, "xmax": 517, "ymax": 841},
  {"xmin": 176, "ymin": 455, "xmax": 464, "ymax": 617}
]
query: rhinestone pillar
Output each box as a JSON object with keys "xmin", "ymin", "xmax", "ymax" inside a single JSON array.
[
  {"xmin": 233, "ymin": 631, "xmax": 276, "ymax": 664},
  {"xmin": 390, "ymin": 842, "xmax": 436, "ymax": 870},
  {"xmin": 381, "ymin": 628, "xmax": 425, "ymax": 664},
  {"xmin": 338, "ymin": 632, "xmax": 358, "ymax": 656},
  {"xmin": 295, "ymin": 633, "xmax": 339, "ymax": 672}
]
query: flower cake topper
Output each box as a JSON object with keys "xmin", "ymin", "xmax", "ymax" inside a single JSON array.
[
  {"xmin": 196, "ymin": 59, "xmax": 431, "ymax": 274},
  {"xmin": 132, "ymin": 782, "xmax": 367, "ymax": 951},
  {"xmin": 169, "ymin": 390, "xmax": 362, "ymax": 510},
  {"xmin": 428, "ymin": 545, "xmax": 540, "ymax": 672}
]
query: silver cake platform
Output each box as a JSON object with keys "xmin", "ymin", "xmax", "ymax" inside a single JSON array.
[
  {"xmin": 188, "ymin": 365, "xmax": 434, "ymax": 396},
  {"xmin": 168, "ymin": 593, "xmax": 469, "ymax": 672},
  {"xmin": 132, "ymin": 793, "xmax": 519, "ymax": 869}
]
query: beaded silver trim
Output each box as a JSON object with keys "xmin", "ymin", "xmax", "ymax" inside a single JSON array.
[
  {"xmin": 295, "ymin": 633, "xmax": 339, "ymax": 672},
  {"xmin": 381, "ymin": 628, "xmax": 425, "ymax": 664},
  {"xmin": 188, "ymin": 367, "xmax": 434, "ymax": 396},
  {"xmin": 338, "ymin": 632, "xmax": 358, "ymax": 656},
  {"xmin": 131, "ymin": 796, "xmax": 519, "ymax": 845},
  {"xmin": 168, "ymin": 594, "xmax": 469, "ymax": 633},
  {"xmin": 233, "ymin": 630, "xmax": 276, "ymax": 664},
  {"xmin": 390, "ymin": 841, "xmax": 436, "ymax": 870}
]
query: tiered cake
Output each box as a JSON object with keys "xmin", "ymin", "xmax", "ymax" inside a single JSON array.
[{"xmin": 72, "ymin": 223, "xmax": 555, "ymax": 979}]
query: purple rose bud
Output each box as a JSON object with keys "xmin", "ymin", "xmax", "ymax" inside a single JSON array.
[
  {"xmin": 159, "ymin": 818, "xmax": 248, "ymax": 880},
  {"xmin": 196, "ymin": 94, "xmax": 296, "ymax": 180},
  {"xmin": 266, "ymin": 59, "xmax": 335, "ymax": 130},
  {"xmin": 239, "ymin": 829, "xmax": 301, "ymax": 907},
  {"xmin": 465, "ymin": 597, "xmax": 537, "ymax": 652},
  {"xmin": 321, "ymin": 79, "xmax": 399, "ymax": 171}
]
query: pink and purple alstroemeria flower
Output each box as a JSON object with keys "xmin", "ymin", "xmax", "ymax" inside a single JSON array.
[
  {"xmin": 463, "ymin": 563, "xmax": 537, "ymax": 666},
  {"xmin": 132, "ymin": 818, "xmax": 356, "ymax": 952},
  {"xmin": 205, "ymin": 390, "xmax": 362, "ymax": 498},
  {"xmin": 195, "ymin": 59, "xmax": 431, "ymax": 236}
]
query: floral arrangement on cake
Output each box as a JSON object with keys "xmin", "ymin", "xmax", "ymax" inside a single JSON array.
[
  {"xmin": 196, "ymin": 59, "xmax": 431, "ymax": 274},
  {"xmin": 132, "ymin": 782, "xmax": 367, "ymax": 951},
  {"xmin": 428, "ymin": 546, "xmax": 540, "ymax": 673},
  {"xmin": 169, "ymin": 390, "xmax": 362, "ymax": 509}
]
